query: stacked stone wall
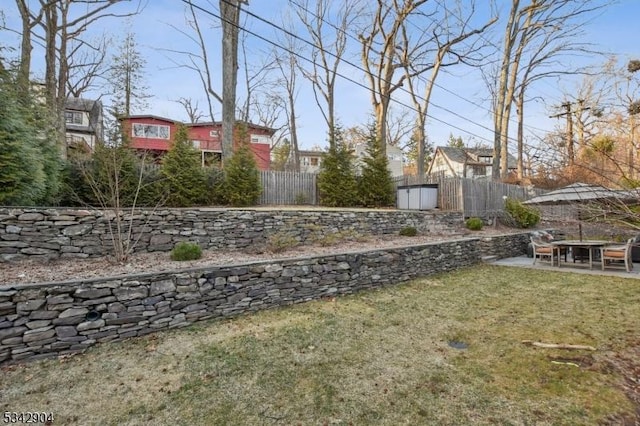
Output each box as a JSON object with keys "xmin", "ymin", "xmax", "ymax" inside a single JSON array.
[
  {"xmin": 1, "ymin": 238, "xmax": 480, "ymax": 364},
  {"xmin": 0, "ymin": 208, "xmax": 463, "ymax": 261}
]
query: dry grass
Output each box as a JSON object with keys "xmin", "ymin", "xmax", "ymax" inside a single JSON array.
[{"xmin": 2, "ymin": 265, "xmax": 639, "ymax": 425}]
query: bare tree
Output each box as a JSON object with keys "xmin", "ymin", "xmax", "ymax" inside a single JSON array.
[
  {"xmin": 14, "ymin": 0, "xmax": 45, "ymax": 94},
  {"xmin": 358, "ymin": 0, "xmax": 428, "ymax": 157},
  {"xmin": 175, "ymin": 97, "xmax": 206, "ymax": 123},
  {"xmin": 163, "ymin": 2, "xmax": 223, "ymax": 123},
  {"xmin": 491, "ymin": 0, "xmax": 607, "ymax": 179},
  {"xmin": 66, "ymin": 35, "xmax": 111, "ymax": 98},
  {"xmin": 237, "ymin": 21, "xmax": 277, "ymax": 123},
  {"xmin": 273, "ymin": 44, "xmax": 301, "ymax": 172},
  {"xmin": 292, "ymin": 0, "xmax": 362, "ymax": 147},
  {"xmin": 15, "ymin": 0, "xmax": 143, "ymax": 158},
  {"xmin": 400, "ymin": 0, "xmax": 496, "ymax": 178}
]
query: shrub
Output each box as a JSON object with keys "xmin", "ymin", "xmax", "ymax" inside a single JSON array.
[
  {"xmin": 505, "ymin": 198, "xmax": 540, "ymax": 228},
  {"xmin": 399, "ymin": 226, "xmax": 418, "ymax": 236},
  {"xmin": 170, "ymin": 241, "xmax": 203, "ymax": 261},
  {"xmin": 160, "ymin": 124, "xmax": 208, "ymax": 207},
  {"xmin": 465, "ymin": 217, "xmax": 484, "ymax": 231},
  {"xmin": 357, "ymin": 121, "xmax": 395, "ymax": 207},
  {"xmin": 317, "ymin": 126, "xmax": 358, "ymax": 207},
  {"xmin": 221, "ymin": 125, "xmax": 262, "ymax": 207},
  {"xmin": 266, "ymin": 232, "xmax": 299, "ymax": 253}
]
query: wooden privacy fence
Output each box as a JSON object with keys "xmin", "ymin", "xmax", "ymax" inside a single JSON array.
[
  {"xmin": 392, "ymin": 174, "xmax": 546, "ymax": 217},
  {"xmin": 259, "ymin": 171, "xmax": 318, "ymax": 205}
]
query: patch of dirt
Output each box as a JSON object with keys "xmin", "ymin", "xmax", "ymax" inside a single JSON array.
[{"xmin": 598, "ymin": 339, "xmax": 640, "ymax": 425}]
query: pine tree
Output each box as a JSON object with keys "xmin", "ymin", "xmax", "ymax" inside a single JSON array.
[
  {"xmin": 222, "ymin": 124, "xmax": 262, "ymax": 206},
  {"xmin": 317, "ymin": 126, "xmax": 357, "ymax": 207},
  {"xmin": 357, "ymin": 122, "xmax": 395, "ymax": 207},
  {"xmin": 0, "ymin": 68, "xmax": 59, "ymax": 205},
  {"xmin": 160, "ymin": 124, "xmax": 208, "ymax": 207},
  {"xmin": 108, "ymin": 30, "xmax": 150, "ymax": 118}
]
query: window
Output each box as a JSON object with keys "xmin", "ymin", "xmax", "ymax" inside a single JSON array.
[
  {"xmin": 310, "ymin": 157, "xmax": 319, "ymax": 166},
  {"xmin": 479, "ymin": 156, "xmax": 492, "ymax": 163},
  {"xmin": 250, "ymin": 134, "xmax": 270, "ymax": 144},
  {"xmin": 471, "ymin": 165, "xmax": 487, "ymax": 176},
  {"xmin": 132, "ymin": 123, "xmax": 170, "ymax": 139},
  {"xmin": 209, "ymin": 130, "xmax": 220, "ymax": 138},
  {"xmin": 65, "ymin": 111, "xmax": 83, "ymax": 125},
  {"xmin": 302, "ymin": 157, "xmax": 310, "ymax": 166}
]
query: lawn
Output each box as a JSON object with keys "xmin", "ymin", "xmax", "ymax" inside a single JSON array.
[{"xmin": 2, "ymin": 265, "xmax": 639, "ymax": 425}]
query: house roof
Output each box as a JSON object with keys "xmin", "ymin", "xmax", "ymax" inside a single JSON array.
[
  {"xmin": 122, "ymin": 115, "xmax": 276, "ymax": 135},
  {"xmin": 65, "ymin": 97, "xmax": 100, "ymax": 112},
  {"xmin": 435, "ymin": 146, "xmax": 517, "ymax": 169}
]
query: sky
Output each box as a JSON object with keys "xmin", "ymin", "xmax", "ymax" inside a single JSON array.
[{"xmin": 1, "ymin": 0, "xmax": 638, "ymax": 152}]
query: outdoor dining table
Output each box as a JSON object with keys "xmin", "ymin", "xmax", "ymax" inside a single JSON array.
[{"xmin": 549, "ymin": 240, "xmax": 611, "ymax": 269}]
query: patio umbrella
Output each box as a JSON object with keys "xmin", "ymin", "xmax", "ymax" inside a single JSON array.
[
  {"xmin": 522, "ymin": 183, "xmax": 623, "ymax": 240},
  {"xmin": 522, "ymin": 183, "xmax": 620, "ymax": 205}
]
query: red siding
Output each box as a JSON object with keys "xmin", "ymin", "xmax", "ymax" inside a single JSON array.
[{"xmin": 121, "ymin": 116, "xmax": 272, "ymax": 170}]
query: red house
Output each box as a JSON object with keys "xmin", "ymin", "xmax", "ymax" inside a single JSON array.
[{"xmin": 120, "ymin": 115, "xmax": 273, "ymax": 170}]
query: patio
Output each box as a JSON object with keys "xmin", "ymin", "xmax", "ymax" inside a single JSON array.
[{"xmin": 491, "ymin": 255, "xmax": 640, "ymax": 279}]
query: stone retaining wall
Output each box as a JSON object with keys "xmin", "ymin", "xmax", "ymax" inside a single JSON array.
[
  {"xmin": 0, "ymin": 208, "xmax": 463, "ymax": 261},
  {"xmin": 476, "ymin": 232, "xmax": 531, "ymax": 259},
  {"xmin": 0, "ymin": 238, "xmax": 480, "ymax": 364}
]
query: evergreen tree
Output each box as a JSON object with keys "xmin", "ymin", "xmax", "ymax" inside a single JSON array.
[
  {"xmin": 108, "ymin": 30, "xmax": 151, "ymax": 118},
  {"xmin": 0, "ymin": 68, "xmax": 62, "ymax": 205},
  {"xmin": 160, "ymin": 124, "xmax": 208, "ymax": 207},
  {"xmin": 447, "ymin": 133, "xmax": 465, "ymax": 148},
  {"xmin": 222, "ymin": 124, "xmax": 262, "ymax": 206},
  {"xmin": 357, "ymin": 122, "xmax": 395, "ymax": 207},
  {"xmin": 317, "ymin": 126, "xmax": 357, "ymax": 207}
]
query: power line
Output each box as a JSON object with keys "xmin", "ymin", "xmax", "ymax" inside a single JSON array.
[{"xmin": 188, "ymin": 0, "xmax": 557, "ymax": 155}]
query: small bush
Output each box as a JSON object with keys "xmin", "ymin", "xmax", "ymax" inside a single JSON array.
[
  {"xmin": 311, "ymin": 229, "xmax": 367, "ymax": 246},
  {"xmin": 465, "ymin": 217, "xmax": 484, "ymax": 231},
  {"xmin": 294, "ymin": 192, "xmax": 308, "ymax": 205},
  {"xmin": 170, "ymin": 242, "xmax": 202, "ymax": 261},
  {"xmin": 505, "ymin": 198, "xmax": 540, "ymax": 228},
  {"xmin": 266, "ymin": 232, "xmax": 299, "ymax": 253},
  {"xmin": 399, "ymin": 226, "xmax": 418, "ymax": 236}
]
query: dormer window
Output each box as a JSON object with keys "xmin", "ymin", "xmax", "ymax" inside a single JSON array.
[
  {"xmin": 65, "ymin": 111, "xmax": 83, "ymax": 125},
  {"xmin": 478, "ymin": 155, "xmax": 492, "ymax": 163}
]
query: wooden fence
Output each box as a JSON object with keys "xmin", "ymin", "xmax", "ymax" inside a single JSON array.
[
  {"xmin": 258, "ymin": 172, "xmax": 547, "ymax": 217},
  {"xmin": 145, "ymin": 165, "xmax": 545, "ymax": 215},
  {"xmin": 392, "ymin": 174, "xmax": 546, "ymax": 217},
  {"xmin": 259, "ymin": 171, "xmax": 318, "ymax": 205}
]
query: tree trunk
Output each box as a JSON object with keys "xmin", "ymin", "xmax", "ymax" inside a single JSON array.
[
  {"xmin": 288, "ymin": 90, "xmax": 300, "ymax": 172},
  {"xmin": 493, "ymin": 0, "xmax": 520, "ymax": 180},
  {"xmin": 516, "ymin": 92, "xmax": 524, "ymax": 179},
  {"xmin": 16, "ymin": 0, "xmax": 33, "ymax": 95},
  {"xmin": 220, "ymin": 0, "xmax": 243, "ymax": 164}
]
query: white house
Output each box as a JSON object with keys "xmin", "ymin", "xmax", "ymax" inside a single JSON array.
[
  {"xmin": 64, "ymin": 97, "xmax": 104, "ymax": 152},
  {"xmin": 427, "ymin": 146, "xmax": 517, "ymax": 179}
]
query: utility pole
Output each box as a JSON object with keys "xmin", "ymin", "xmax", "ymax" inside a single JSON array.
[{"xmin": 550, "ymin": 100, "xmax": 589, "ymax": 166}]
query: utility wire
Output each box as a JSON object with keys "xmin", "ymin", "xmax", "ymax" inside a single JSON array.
[
  {"xmin": 289, "ymin": 0, "xmax": 549, "ymax": 136},
  {"xmin": 190, "ymin": 0, "xmax": 549, "ymax": 150}
]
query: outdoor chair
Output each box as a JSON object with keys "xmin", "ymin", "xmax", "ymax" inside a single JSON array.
[
  {"xmin": 600, "ymin": 237, "xmax": 636, "ymax": 272},
  {"xmin": 531, "ymin": 237, "xmax": 565, "ymax": 266}
]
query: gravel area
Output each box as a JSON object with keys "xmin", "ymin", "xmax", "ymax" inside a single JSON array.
[{"xmin": 0, "ymin": 231, "xmax": 489, "ymax": 286}]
